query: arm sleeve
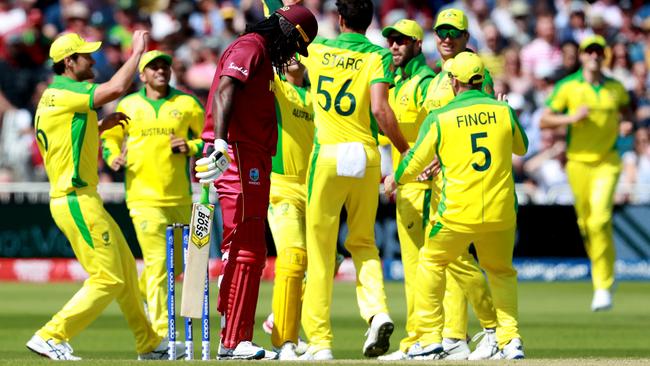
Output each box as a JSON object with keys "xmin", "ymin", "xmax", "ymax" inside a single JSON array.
[
  {"xmin": 370, "ymin": 49, "xmax": 395, "ymax": 85},
  {"xmin": 482, "ymin": 69, "xmax": 495, "ymax": 97},
  {"xmin": 395, "ymin": 114, "xmax": 439, "ymax": 183},
  {"xmin": 510, "ymin": 106, "xmax": 529, "ymax": 156},
  {"xmin": 187, "ymin": 96, "xmax": 206, "ymax": 157},
  {"xmin": 618, "ymin": 82, "xmax": 630, "ymax": 109},
  {"xmin": 101, "ymin": 100, "xmax": 127, "ymax": 166},
  {"xmin": 545, "ymin": 82, "xmax": 568, "ymax": 113},
  {"xmin": 219, "ymin": 40, "xmax": 264, "ymax": 84}
]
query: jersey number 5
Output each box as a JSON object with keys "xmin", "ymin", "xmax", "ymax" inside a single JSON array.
[
  {"xmin": 471, "ymin": 132, "xmax": 491, "ymax": 171},
  {"xmin": 317, "ymin": 75, "xmax": 356, "ymax": 116}
]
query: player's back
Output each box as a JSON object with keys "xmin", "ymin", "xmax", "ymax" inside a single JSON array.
[
  {"xmin": 432, "ymin": 90, "xmax": 527, "ymax": 232},
  {"xmin": 302, "ymin": 34, "xmax": 393, "ymax": 146}
]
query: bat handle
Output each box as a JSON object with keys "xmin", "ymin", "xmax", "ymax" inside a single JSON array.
[{"xmin": 200, "ymin": 184, "xmax": 210, "ymax": 204}]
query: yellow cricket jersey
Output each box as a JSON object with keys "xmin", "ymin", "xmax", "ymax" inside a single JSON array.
[
  {"xmin": 102, "ymin": 87, "xmax": 205, "ymax": 208},
  {"xmin": 546, "ymin": 70, "xmax": 629, "ymax": 163},
  {"xmin": 419, "ymin": 60, "xmax": 494, "ymax": 119},
  {"xmin": 301, "ymin": 33, "xmax": 394, "ymax": 147},
  {"xmin": 272, "ymin": 74, "xmax": 314, "ymax": 179},
  {"xmin": 35, "ymin": 75, "xmax": 100, "ymax": 198},
  {"xmin": 395, "ymin": 90, "xmax": 528, "ymax": 233}
]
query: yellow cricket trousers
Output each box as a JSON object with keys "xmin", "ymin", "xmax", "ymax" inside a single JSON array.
[
  {"xmin": 413, "ymin": 224, "xmax": 519, "ymax": 349},
  {"xmin": 302, "ymin": 144, "xmax": 389, "ymax": 352},
  {"xmin": 267, "ymin": 173, "xmax": 308, "ymax": 348},
  {"xmin": 566, "ymin": 152, "xmax": 621, "ymax": 290},
  {"xmin": 129, "ymin": 204, "xmax": 191, "ymax": 338},
  {"xmin": 38, "ymin": 189, "xmax": 160, "ymax": 354}
]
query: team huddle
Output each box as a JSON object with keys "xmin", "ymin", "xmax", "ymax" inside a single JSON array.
[{"xmin": 26, "ymin": 0, "xmax": 625, "ymax": 361}]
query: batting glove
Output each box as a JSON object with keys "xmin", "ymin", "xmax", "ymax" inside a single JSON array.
[{"xmin": 195, "ymin": 139, "xmax": 231, "ymax": 184}]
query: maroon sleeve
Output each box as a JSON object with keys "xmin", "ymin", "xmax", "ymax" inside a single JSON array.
[{"xmin": 218, "ymin": 38, "xmax": 264, "ymax": 83}]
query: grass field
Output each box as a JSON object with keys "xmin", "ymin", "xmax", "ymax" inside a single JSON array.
[{"xmin": 1, "ymin": 281, "xmax": 649, "ymax": 365}]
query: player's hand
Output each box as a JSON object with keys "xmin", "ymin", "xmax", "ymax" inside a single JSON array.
[
  {"xmin": 496, "ymin": 93, "xmax": 508, "ymax": 102},
  {"xmin": 110, "ymin": 150, "xmax": 127, "ymax": 171},
  {"xmin": 195, "ymin": 139, "xmax": 231, "ymax": 184},
  {"xmin": 131, "ymin": 30, "xmax": 149, "ymax": 56},
  {"xmin": 384, "ymin": 174, "xmax": 397, "ymax": 197},
  {"xmin": 170, "ymin": 134, "xmax": 189, "ymax": 154},
  {"xmin": 99, "ymin": 112, "xmax": 129, "ymax": 132},
  {"xmin": 417, "ymin": 157, "xmax": 441, "ymax": 181},
  {"xmin": 572, "ymin": 106, "xmax": 589, "ymax": 124}
]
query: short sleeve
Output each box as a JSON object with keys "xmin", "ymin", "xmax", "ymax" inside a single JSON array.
[
  {"xmin": 546, "ymin": 82, "xmax": 568, "ymax": 113},
  {"xmin": 218, "ymin": 38, "xmax": 264, "ymax": 83},
  {"xmin": 370, "ymin": 49, "xmax": 394, "ymax": 85}
]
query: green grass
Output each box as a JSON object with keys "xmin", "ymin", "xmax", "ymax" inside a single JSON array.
[{"xmin": 0, "ymin": 281, "xmax": 649, "ymax": 365}]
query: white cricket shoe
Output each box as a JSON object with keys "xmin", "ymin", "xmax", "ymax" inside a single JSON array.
[
  {"xmin": 407, "ymin": 342, "xmax": 444, "ymax": 359},
  {"xmin": 299, "ymin": 347, "xmax": 334, "ymax": 360},
  {"xmin": 277, "ymin": 342, "xmax": 299, "ymax": 360},
  {"xmin": 363, "ymin": 312, "xmax": 394, "ymax": 357},
  {"xmin": 468, "ymin": 328, "xmax": 498, "ymax": 360},
  {"xmin": 138, "ymin": 338, "xmax": 186, "ymax": 360},
  {"xmin": 295, "ymin": 337, "xmax": 309, "ymax": 355},
  {"xmin": 26, "ymin": 334, "xmax": 81, "ymax": 361},
  {"xmin": 591, "ymin": 289, "xmax": 613, "ymax": 311},
  {"xmin": 491, "ymin": 338, "xmax": 525, "ymax": 360},
  {"xmin": 217, "ymin": 341, "xmax": 266, "ymax": 360},
  {"xmin": 377, "ymin": 349, "xmax": 407, "ymax": 361},
  {"xmin": 442, "ymin": 338, "xmax": 470, "ymax": 360}
]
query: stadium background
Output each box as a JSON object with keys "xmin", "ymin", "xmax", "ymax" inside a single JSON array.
[{"xmin": 1, "ymin": 0, "xmax": 650, "ymax": 280}]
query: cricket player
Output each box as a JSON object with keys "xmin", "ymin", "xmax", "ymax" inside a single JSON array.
[
  {"xmin": 102, "ymin": 50, "xmax": 205, "ymax": 338},
  {"xmin": 298, "ymin": 0, "xmax": 410, "ymax": 360},
  {"xmin": 27, "ymin": 31, "xmax": 182, "ymax": 360},
  {"xmin": 541, "ymin": 35, "xmax": 631, "ymax": 311},
  {"xmin": 266, "ymin": 61, "xmax": 314, "ymax": 360},
  {"xmin": 400, "ymin": 9, "xmax": 500, "ymax": 360},
  {"xmin": 385, "ymin": 51, "xmax": 528, "ymax": 360},
  {"xmin": 195, "ymin": 5, "xmax": 317, "ymax": 360},
  {"xmin": 375, "ymin": 19, "xmax": 437, "ymax": 361}
]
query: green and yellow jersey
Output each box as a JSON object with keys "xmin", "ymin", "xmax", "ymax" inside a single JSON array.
[
  {"xmin": 102, "ymin": 87, "xmax": 204, "ymax": 208},
  {"xmin": 272, "ymin": 74, "xmax": 314, "ymax": 180},
  {"xmin": 262, "ymin": 0, "xmax": 283, "ymax": 16},
  {"xmin": 419, "ymin": 59, "xmax": 494, "ymax": 117},
  {"xmin": 546, "ymin": 70, "xmax": 629, "ymax": 163},
  {"xmin": 35, "ymin": 75, "xmax": 100, "ymax": 198},
  {"xmin": 389, "ymin": 53, "xmax": 435, "ymax": 172},
  {"xmin": 395, "ymin": 90, "xmax": 528, "ymax": 233},
  {"xmin": 301, "ymin": 33, "xmax": 394, "ymax": 147}
]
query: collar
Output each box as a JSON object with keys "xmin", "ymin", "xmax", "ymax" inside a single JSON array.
[
  {"xmin": 452, "ymin": 89, "xmax": 485, "ymax": 103},
  {"xmin": 336, "ymin": 32, "xmax": 371, "ymax": 44},
  {"xmin": 401, "ymin": 53, "xmax": 428, "ymax": 78},
  {"xmin": 53, "ymin": 75, "xmax": 80, "ymax": 85},
  {"xmin": 138, "ymin": 86, "xmax": 175, "ymax": 102}
]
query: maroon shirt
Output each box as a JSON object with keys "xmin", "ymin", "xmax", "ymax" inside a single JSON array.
[{"xmin": 202, "ymin": 33, "xmax": 277, "ymax": 155}]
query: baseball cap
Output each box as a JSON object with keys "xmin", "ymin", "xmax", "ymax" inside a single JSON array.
[
  {"xmin": 434, "ymin": 8, "xmax": 468, "ymax": 31},
  {"xmin": 382, "ymin": 19, "xmax": 424, "ymax": 41},
  {"xmin": 579, "ymin": 34, "xmax": 607, "ymax": 51},
  {"xmin": 50, "ymin": 33, "xmax": 102, "ymax": 63},
  {"xmin": 138, "ymin": 50, "xmax": 172, "ymax": 72},
  {"xmin": 443, "ymin": 51, "xmax": 484, "ymax": 84},
  {"xmin": 275, "ymin": 5, "xmax": 318, "ymax": 57}
]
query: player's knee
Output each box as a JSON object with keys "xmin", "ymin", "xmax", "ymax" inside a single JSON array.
[
  {"xmin": 92, "ymin": 274, "xmax": 126, "ymax": 294},
  {"xmin": 276, "ymin": 247, "xmax": 307, "ymax": 276},
  {"xmin": 586, "ymin": 216, "xmax": 612, "ymax": 234}
]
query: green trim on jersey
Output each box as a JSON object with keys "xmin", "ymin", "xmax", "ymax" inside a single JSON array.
[
  {"xmin": 434, "ymin": 120, "xmax": 448, "ymax": 217},
  {"xmin": 272, "ymin": 98, "xmax": 285, "ymax": 174},
  {"xmin": 422, "ymin": 188, "xmax": 432, "ymax": 229},
  {"xmin": 369, "ymin": 107, "xmax": 379, "ymax": 144},
  {"xmin": 307, "ymin": 143, "xmax": 320, "ymax": 202},
  {"xmin": 71, "ymin": 113, "xmax": 88, "ymax": 188},
  {"xmin": 429, "ymin": 221, "xmax": 443, "ymax": 238},
  {"xmin": 509, "ymin": 106, "xmax": 529, "ymax": 150},
  {"xmin": 50, "ymin": 75, "xmax": 97, "ymax": 109},
  {"xmin": 66, "ymin": 192, "xmax": 94, "ymax": 249}
]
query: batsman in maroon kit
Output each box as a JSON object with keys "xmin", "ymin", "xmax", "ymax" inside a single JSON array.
[{"xmin": 195, "ymin": 5, "xmax": 318, "ymax": 360}]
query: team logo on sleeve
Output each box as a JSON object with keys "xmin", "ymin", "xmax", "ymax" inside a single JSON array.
[{"xmin": 249, "ymin": 168, "xmax": 260, "ymax": 185}]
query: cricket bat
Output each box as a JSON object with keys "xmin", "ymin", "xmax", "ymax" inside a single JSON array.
[{"xmin": 181, "ymin": 185, "xmax": 214, "ymax": 318}]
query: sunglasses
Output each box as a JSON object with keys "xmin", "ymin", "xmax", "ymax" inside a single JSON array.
[
  {"xmin": 387, "ymin": 35, "xmax": 413, "ymax": 46},
  {"xmin": 436, "ymin": 28, "xmax": 464, "ymax": 40},
  {"xmin": 583, "ymin": 45, "xmax": 605, "ymax": 56}
]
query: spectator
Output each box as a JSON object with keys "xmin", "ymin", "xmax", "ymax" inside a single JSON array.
[
  {"xmin": 189, "ymin": 0, "xmax": 225, "ymax": 37},
  {"xmin": 621, "ymin": 127, "xmax": 650, "ymax": 203},
  {"xmin": 502, "ymin": 46, "xmax": 532, "ymax": 95},
  {"xmin": 479, "ymin": 21, "xmax": 506, "ymax": 79},
  {"xmin": 557, "ymin": 1, "xmax": 592, "ymax": 44},
  {"xmin": 524, "ymin": 129, "xmax": 572, "ymax": 204},
  {"xmin": 520, "ymin": 14, "xmax": 562, "ymax": 79},
  {"xmin": 606, "ymin": 41, "xmax": 635, "ymax": 90},
  {"xmin": 553, "ymin": 40, "xmax": 580, "ymax": 81}
]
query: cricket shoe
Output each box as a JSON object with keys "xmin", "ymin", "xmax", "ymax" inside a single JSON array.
[
  {"xmin": 591, "ymin": 289, "xmax": 613, "ymax": 312},
  {"xmin": 468, "ymin": 328, "xmax": 498, "ymax": 360},
  {"xmin": 406, "ymin": 342, "xmax": 444, "ymax": 359},
  {"xmin": 377, "ymin": 349, "xmax": 407, "ymax": 361},
  {"xmin": 491, "ymin": 338, "xmax": 525, "ymax": 360},
  {"xmin": 299, "ymin": 347, "xmax": 334, "ymax": 360},
  {"xmin": 138, "ymin": 337, "xmax": 186, "ymax": 360},
  {"xmin": 218, "ymin": 341, "xmax": 266, "ymax": 360},
  {"xmin": 442, "ymin": 338, "xmax": 470, "ymax": 360},
  {"xmin": 26, "ymin": 334, "xmax": 81, "ymax": 360},
  {"xmin": 295, "ymin": 337, "xmax": 309, "ymax": 355},
  {"xmin": 363, "ymin": 312, "xmax": 394, "ymax": 357},
  {"xmin": 277, "ymin": 342, "xmax": 299, "ymax": 360}
]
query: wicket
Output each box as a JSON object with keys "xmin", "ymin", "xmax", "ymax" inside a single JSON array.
[{"xmin": 166, "ymin": 223, "xmax": 211, "ymax": 360}]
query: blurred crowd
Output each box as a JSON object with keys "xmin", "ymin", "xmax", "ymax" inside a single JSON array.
[{"xmin": 1, "ymin": 0, "xmax": 650, "ymax": 204}]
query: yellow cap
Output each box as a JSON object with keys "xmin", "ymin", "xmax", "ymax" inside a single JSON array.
[
  {"xmin": 434, "ymin": 8, "xmax": 468, "ymax": 31},
  {"xmin": 138, "ymin": 50, "xmax": 172, "ymax": 72},
  {"xmin": 381, "ymin": 19, "xmax": 424, "ymax": 41},
  {"xmin": 49, "ymin": 33, "xmax": 102, "ymax": 63},
  {"xmin": 579, "ymin": 35, "xmax": 607, "ymax": 51},
  {"xmin": 443, "ymin": 51, "xmax": 484, "ymax": 84}
]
